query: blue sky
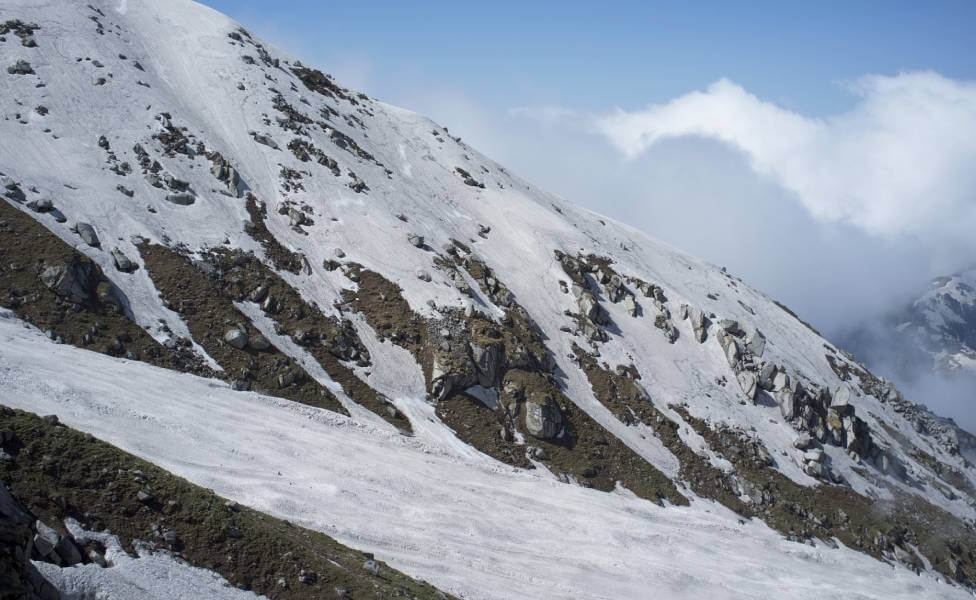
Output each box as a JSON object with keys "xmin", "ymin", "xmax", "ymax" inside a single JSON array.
[{"xmin": 202, "ymin": 0, "xmax": 975, "ymax": 115}]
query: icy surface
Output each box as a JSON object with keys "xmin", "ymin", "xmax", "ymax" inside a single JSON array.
[
  {"xmin": 34, "ymin": 519, "xmax": 265, "ymax": 600},
  {"xmin": 0, "ymin": 315, "xmax": 967, "ymax": 600}
]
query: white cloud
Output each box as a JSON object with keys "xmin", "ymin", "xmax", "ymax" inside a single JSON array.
[{"xmin": 592, "ymin": 72, "xmax": 976, "ymax": 238}]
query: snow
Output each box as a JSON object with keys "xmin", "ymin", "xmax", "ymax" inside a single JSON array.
[
  {"xmin": 0, "ymin": 314, "xmax": 969, "ymax": 600},
  {"xmin": 1, "ymin": 0, "xmax": 975, "ymax": 596},
  {"xmin": 35, "ymin": 519, "xmax": 265, "ymax": 600}
]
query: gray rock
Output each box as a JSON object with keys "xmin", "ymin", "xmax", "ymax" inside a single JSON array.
[
  {"xmin": 736, "ymin": 371, "xmax": 758, "ymax": 403},
  {"xmin": 165, "ymin": 193, "xmax": 195, "ymax": 205},
  {"xmin": 803, "ymin": 448, "xmax": 825, "ymax": 463},
  {"xmin": 251, "ymin": 133, "xmax": 279, "ymax": 149},
  {"xmin": 111, "ymin": 248, "xmax": 137, "ymax": 273},
  {"xmin": 39, "ymin": 260, "xmax": 93, "ymax": 304},
  {"xmin": 7, "ymin": 59, "xmax": 33, "ymax": 75},
  {"xmin": 224, "ymin": 329, "xmax": 248, "ymax": 349},
  {"xmin": 249, "ymin": 333, "xmax": 271, "ymax": 351},
  {"xmin": 831, "ymin": 386, "xmax": 852, "ymax": 409},
  {"xmin": 744, "ymin": 325, "xmax": 766, "ymax": 357},
  {"xmin": 688, "ymin": 307, "xmax": 708, "ymax": 343},
  {"xmin": 793, "ymin": 433, "xmax": 814, "ymax": 450},
  {"xmin": 54, "ymin": 534, "xmax": 83, "ymax": 566},
  {"xmin": 470, "ymin": 342, "xmax": 501, "ymax": 387},
  {"xmin": 362, "ymin": 560, "xmax": 380, "ymax": 575},
  {"xmin": 136, "ymin": 490, "xmax": 153, "ymax": 503},
  {"xmin": 416, "ymin": 268, "xmax": 431, "ymax": 282},
  {"xmin": 75, "ymin": 222, "xmax": 100, "ymax": 247},
  {"xmin": 33, "ymin": 521, "xmax": 60, "ymax": 559},
  {"xmin": 524, "ymin": 397, "xmax": 562, "ymax": 439},
  {"xmin": 27, "ymin": 198, "xmax": 53, "ymax": 213},
  {"xmin": 578, "ymin": 291, "xmax": 601, "ymax": 323},
  {"xmin": 623, "ymin": 294, "xmax": 638, "ymax": 317},
  {"xmin": 758, "ymin": 363, "xmax": 777, "ymax": 390},
  {"xmin": 407, "ymin": 233, "xmax": 424, "ymax": 248}
]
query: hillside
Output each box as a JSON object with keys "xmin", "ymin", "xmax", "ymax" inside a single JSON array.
[{"xmin": 1, "ymin": 2, "xmax": 975, "ymax": 598}]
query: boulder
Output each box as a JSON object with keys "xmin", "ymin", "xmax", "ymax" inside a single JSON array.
[
  {"xmin": 793, "ymin": 433, "xmax": 814, "ymax": 450},
  {"xmin": 165, "ymin": 193, "xmax": 196, "ymax": 205},
  {"xmin": 224, "ymin": 328, "xmax": 248, "ymax": 349},
  {"xmin": 249, "ymin": 333, "xmax": 271, "ymax": 351},
  {"xmin": 7, "ymin": 59, "xmax": 33, "ymax": 75},
  {"xmin": 803, "ymin": 448, "xmax": 825, "ymax": 463},
  {"xmin": 469, "ymin": 342, "xmax": 501, "ymax": 387},
  {"xmin": 111, "ymin": 248, "xmax": 137, "ymax": 273},
  {"xmin": 736, "ymin": 371, "xmax": 758, "ymax": 403},
  {"xmin": 27, "ymin": 198, "xmax": 53, "ymax": 213},
  {"xmin": 524, "ymin": 396, "xmax": 563, "ymax": 439},
  {"xmin": 758, "ymin": 363, "xmax": 777, "ymax": 390},
  {"xmin": 772, "ymin": 371, "xmax": 790, "ymax": 392},
  {"xmin": 32, "ymin": 521, "xmax": 59, "ymax": 559},
  {"xmin": 831, "ymin": 386, "xmax": 853, "ymax": 410},
  {"xmin": 75, "ymin": 222, "xmax": 100, "ymax": 247},
  {"xmin": 407, "ymin": 233, "xmax": 424, "ymax": 248},
  {"xmin": 578, "ymin": 291, "xmax": 601, "ymax": 323},
  {"xmin": 39, "ymin": 259, "xmax": 93, "ymax": 304},
  {"xmin": 744, "ymin": 325, "xmax": 766, "ymax": 357},
  {"xmin": 688, "ymin": 307, "xmax": 707, "ymax": 343},
  {"xmin": 623, "ymin": 294, "xmax": 638, "ymax": 317},
  {"xmin": 54, "ymin": 534, "xmax": 83, "ymax": 566}
]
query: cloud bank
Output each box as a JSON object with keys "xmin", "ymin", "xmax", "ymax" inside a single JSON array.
[{"xmin": 591, "ymin": 72, "xmax": 976, "ymax": 241}]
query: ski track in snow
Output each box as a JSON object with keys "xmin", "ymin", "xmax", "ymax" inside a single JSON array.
[{"xmin": 0, "ymin": 316, "xmax": 966, "ymax": 600}]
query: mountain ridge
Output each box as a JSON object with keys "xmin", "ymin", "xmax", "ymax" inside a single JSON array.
[{"xmin": 1, "ymin": 1, "xmax": 975, "ymax": 598}]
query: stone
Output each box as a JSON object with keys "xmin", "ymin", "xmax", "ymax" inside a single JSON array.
[
  {"xmin": 524, "ymin": 397, "xmax": 562, "ymax": 439},
  {"xmin": 744, "ymin": 325, "xmax": 766, "ymax": 357},
  {"xmin": 470, "ymin": 342, "xmax": 501, "ymax": 387},
  {"xmin": 54, "ymin": 535, "xmax": 83, "ymax": 566},
  {"xmin": 772, "ymin": 371, "xmax": 790, "ymax": 392},
  {"xmin": 578, "ymin": 291, "xmax": 600, "ymax": 323},
  {"xmin": 249, "ymin": 334, "xmax": 271, "ymax": 351},
  {"xmin": 33, "ymin": 521, "xmax": 60, "ymax": 558},
  {"xmin": 777, "ymin": 387, "xmax": 798, "ymax": 421},
  {"xmin": 688, "ymin": 307, "xmax": 707, "ymax": 343},
  {"xmin": 407, "ymin": 233, "xmax": 424, "ymax": 248},
  {"xmin": 27, "ymin": 198, "xmax": 53, "ymax": 212},
  {"xmin": 758, "ymin": 363, "xmax": 777, "ymax": 390},
  {"xmin": 363, "ymin": 560, "xmax": 380, "ymax": 575},
  {"xmin": 804, "ymin": 448, "xmax": 825, "ymax": 463},
  {"xmin": 75, "ymin": 222, "xmax": 100, "ymax": 247},
  {"xmin": 7, "ymin": 60, "xmax": 33, "ymax": 75},
  {"xmin": 416, "ymin": 268, "xmax": 431, "ymax": 282},
  {"xmin": 736, "ymin": 371, "xmax": 758, "ymax": 403},
  {"xmin": 39, "ymin": 260, "xmax": 93, "ymax": 304},
  {"xmin": 224, "ymin": 328, "xmax": 248, "ymax": 349},
  {"xmin": 111, "ymin": 248, "xmax": 137, "ymax": 272},
  {"xmin": 793, "ymin": 433, "xmax": 814, "ymax": 450},
  {"xmin": 623, "ymin": 294, "xmax": 638, "ymax": 317},
  {"xmin": 165, "ymin": 193, "xmax": 195, "ymax": 205},
  {"xmin": 136, "ymin": 490, "xmax": 153, "ymax": 503},
  {"xmin": 831, "ymin": 386, "xmax": 853, "ymax": 410}
]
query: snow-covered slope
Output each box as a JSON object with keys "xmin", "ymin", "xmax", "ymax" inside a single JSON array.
[{"xmin": 1, "ymin": 1, "xmax": 976, "ymax": 598}]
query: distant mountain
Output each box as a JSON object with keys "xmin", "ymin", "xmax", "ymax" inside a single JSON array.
[{"xmin": 1, "ymin": 2, "xmax": 976, "ymax": 599}]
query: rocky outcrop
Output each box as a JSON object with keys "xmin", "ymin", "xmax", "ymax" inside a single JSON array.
[{"xmin": 0, "ymin": 481, "xmax": 61, "ymax": 600}]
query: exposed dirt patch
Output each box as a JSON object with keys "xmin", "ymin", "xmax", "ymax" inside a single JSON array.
[
  {"xmin": 202, "ymin": 250, "xmax": 412, "ymax": 432},
  {"xmin": 676, "ymin": 406, "xmax": 976, "ymax": 586},
  {"xmin": 0, "ymin": 200, "xmax": 206, "ymax": 373},
  {"xmin": 138, "ymin": 242, "xmax": 346, "ymax": 414},
  {"xmin": 340, "ymin": 263, "xmax": 683, "ymax": 504},
  {"xmin": 0, "ymin": 408, "xmax": 455, "ymax": 599},
  {"xmin": 244, "ymin": 193, "xmax": 306, "ymax": 274}
]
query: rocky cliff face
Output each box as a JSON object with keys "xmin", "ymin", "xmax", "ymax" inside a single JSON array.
[{"xmin": 1, "ymin": 2, "xmax": 976, "ymax": 599}]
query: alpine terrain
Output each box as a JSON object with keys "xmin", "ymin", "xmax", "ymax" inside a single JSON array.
[{"xmin": 1, "ymin": 2, "xmax": 976, "ymax": 599}]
